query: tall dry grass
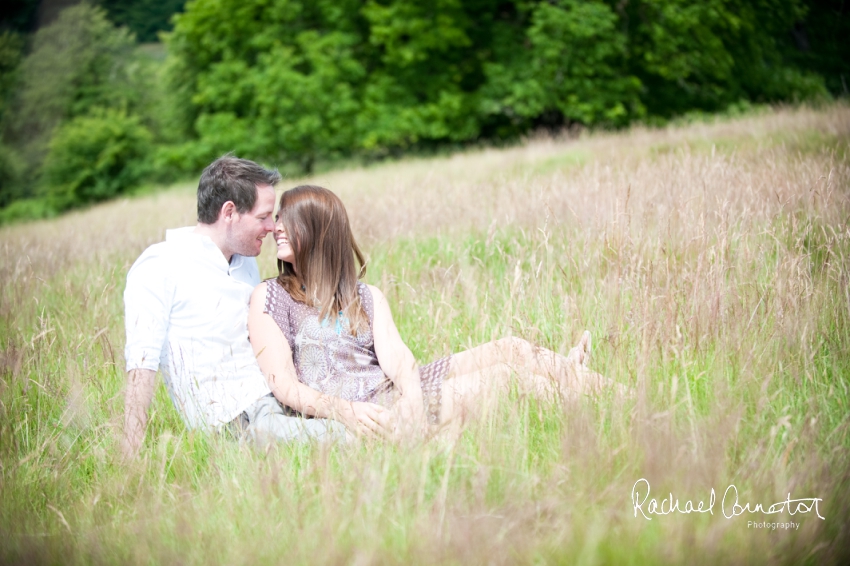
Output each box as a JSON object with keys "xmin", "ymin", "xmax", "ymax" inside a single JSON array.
[{"xmin": 0, "ymin": 104, "xmax": 848, "ymax": 564}]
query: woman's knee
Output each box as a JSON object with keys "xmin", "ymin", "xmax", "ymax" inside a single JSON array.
[
  {"xmin": 452, "ymin": 337, "xmax": 536, "ymax": 375},
  {"xmin": 493, "ymin": 336, "xmax": 535, "ymax": 364}
]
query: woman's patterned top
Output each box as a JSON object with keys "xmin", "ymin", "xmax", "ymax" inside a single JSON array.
[{"xmin": 263, "ymin": 279, "xmax": 450, "ymax": 424}]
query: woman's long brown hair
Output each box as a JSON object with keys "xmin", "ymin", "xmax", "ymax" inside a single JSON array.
[{"xmin": 276, "ymin": 185, "xmax": 368, "ymax": 334}]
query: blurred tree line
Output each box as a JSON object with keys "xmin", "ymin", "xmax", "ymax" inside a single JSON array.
[{"xmin": 0, "ymin": 0, "xmax": 847, "ymax": 222}]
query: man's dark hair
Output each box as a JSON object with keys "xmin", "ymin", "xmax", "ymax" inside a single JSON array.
[{"xmin": 197, "ymin": 155, "xmax": 281, "ymax": 224}]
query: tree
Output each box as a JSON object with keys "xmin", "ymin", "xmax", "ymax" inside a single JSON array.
[
  {"xmin": 617, "ymin": 0, "xmax": 827, "ymax": 116},
  {"xmin": 42, "ymin": 109, "xmax": 152, "ymax": 209},
  {"xmin": 5, "ymin": 4, "xmax": 137, "ymax": 175},
  {"xmin": 152, "ymin": 0, "xmax": 840, "ymax": 179},
  {"xmin": 0, "ymin": 32, "xmax": 24, "ymax": 207},
  {"xmin": 166, "ymin": 0, "xmax": 368, "ymax": 172},
  {"xmin": 480, "ymin": 0, "xmax": 643, "ymax": 134},
  {"xmin": 356, "ymin": 0, "xmax": 483, "ymax": 150},
  {"xmin": 780, "ymin": 0, "xmax": 850, "ymax": 97},
  {"xmin": 0, "ymin": 4, "xmax": 161, "ymax": 212}
]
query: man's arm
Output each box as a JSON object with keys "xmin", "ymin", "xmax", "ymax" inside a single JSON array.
[
  {"xmin": 123, "ymin": 246, "xmax": 172, "ymax": 459},
  {"xmin": 121, "ymin": 368, "xmax": 157, "ymax": 460}
]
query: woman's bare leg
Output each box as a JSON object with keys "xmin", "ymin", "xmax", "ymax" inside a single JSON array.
[
  {"xmin": 438, "ymin": 332, "xmax": 626, "ymax": 425},
  {"xmin": 438, "ymin": 363, "xmax": 564, "ymax": 425}
]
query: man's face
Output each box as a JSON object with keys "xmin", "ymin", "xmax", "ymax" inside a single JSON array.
[{"xmin": 227, "ymin": 184, "xmax": 276, "ymax": 258}]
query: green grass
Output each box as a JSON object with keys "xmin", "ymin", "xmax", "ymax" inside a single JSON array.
[{"xmin": 1, "ymin": 104, "xmax": 849, "ymax": 564}]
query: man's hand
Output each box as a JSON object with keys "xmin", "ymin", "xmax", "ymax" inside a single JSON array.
[{"xmin": 121, "ymin": 368, "xmax": 157, "ymax": 460}]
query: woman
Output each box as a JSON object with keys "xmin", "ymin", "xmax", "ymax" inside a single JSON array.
[{"xmin": 247, "ymin": 185, "xmax": 625, "ymax": 438}]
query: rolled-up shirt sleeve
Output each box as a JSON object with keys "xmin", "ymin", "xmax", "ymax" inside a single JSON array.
[{"xmin": 124, "ymin": 246, "xmax": 174, "ymax": 372}]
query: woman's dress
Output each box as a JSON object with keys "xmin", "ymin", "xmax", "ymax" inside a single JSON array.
[{"xmin": 263, "ymin": 279, "xmax": 450, "ymax": 425}]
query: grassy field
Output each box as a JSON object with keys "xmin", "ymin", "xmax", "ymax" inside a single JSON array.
[{"xmin": 1, "ymin": 105, "xmax": 849, "ymax": 565}]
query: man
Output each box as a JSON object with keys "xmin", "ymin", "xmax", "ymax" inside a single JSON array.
[{"xmin": 122, "ymin": 156, "xmax": 346, "ymax": 458}]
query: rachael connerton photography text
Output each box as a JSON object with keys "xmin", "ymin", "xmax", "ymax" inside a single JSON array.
[{"xmin": 631, "ymin": 479, "xmax": 826, "ymax": 521}]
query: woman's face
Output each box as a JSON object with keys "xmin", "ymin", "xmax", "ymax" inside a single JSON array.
[{"xmin": 274, "ymin": 211, "xmax": 295, "ymax": 266}]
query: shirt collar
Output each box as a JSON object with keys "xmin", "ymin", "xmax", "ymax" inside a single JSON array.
[{"xmin": 165, "ymin": 226, "xmax": 230, "ymax": 271}]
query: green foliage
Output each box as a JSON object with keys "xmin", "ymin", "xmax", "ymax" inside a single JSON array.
[
  {"xmin": 0, "ymin": 196, "xmax": 56, "ymax": 224},
  {"xmin": 0, "ymin": 0, "xmax": 845, "ymax": 215},
  {"xmin": 481, "ymin": 0, "xmax": 643, "ymax": 130},
  {"xmin": 357, "ymin": 0, "xmax": 481, "ymax": 148},
  {"xmin": 0, "ymin": 4, "xmax": 163, "ymax": 217},
  {"xmin": 165, "ymin": 0, "xmax": 832, "ymax": 173},
  {"xmin": 0, "ymin": 33, "xmax": 25, "ymax": 208},
  {"xmin": 8, "ymin": 4, "xmax": 138, "ymax": 148},
  {"xmin": 166, "ymin": 0, "xmax": 368, "ymax": 173},
  {"xmin": 780, "ymin": 0, "xmax": 850, "ymax": 98},
  {"xmin": 0, "ymin": 31, "xmax": 24, "ymax": 123},
  {"xmin": 621, "ymin": 0, "xmax": 829, "ymax": 116},
  {"xmin": 0, "ymin": 143, "xmax": 24, "ymax": 208},
  {"xmin": 41, "ymin": 109, "xmax": 152, "ymax": 210},
  {"xmin": 97, "ymin": 0, "xmax": 188, "ymax": 43}
]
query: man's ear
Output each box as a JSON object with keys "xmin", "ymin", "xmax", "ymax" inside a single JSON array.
[{"xmin": 220, "ymin": 201, "xmax": 237, "ymax": 223}]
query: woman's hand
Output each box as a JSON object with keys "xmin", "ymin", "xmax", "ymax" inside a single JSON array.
[
  {"xmin": 391, "ymin": 392, "xmax": 427, "ymax": 439},
  {"xmin": 347, "ymin": 401, "xmax": 395, "ymax": 439}
]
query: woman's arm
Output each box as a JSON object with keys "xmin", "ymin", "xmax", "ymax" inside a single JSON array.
[
  {"xmin": 368, "ymin": 285, "xmax": 426, "ymax": 433},
  {"xmin": 248, "ymin": 282, "xmax": 392, "ymax": 437}
]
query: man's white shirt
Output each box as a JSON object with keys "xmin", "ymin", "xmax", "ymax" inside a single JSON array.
[{"xmin": 124, "ymin": 227, "xmax": 271, "ymax": 429}]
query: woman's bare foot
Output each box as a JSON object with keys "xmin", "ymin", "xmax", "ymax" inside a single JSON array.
[
  {"xmin": 565, "ymin": 330, "xmax": 592, "ymax": 369},
  {"xmin": 562, "ymin": 331, "xmax": 632, "ymax": 400}
]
